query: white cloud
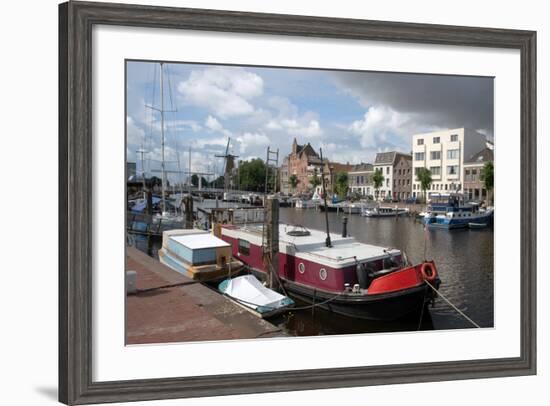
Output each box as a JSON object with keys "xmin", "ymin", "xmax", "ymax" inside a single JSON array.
[
  {"xmin": 205, "ymin": 115, "xmax": 232, "ymax": 137},
  {"xmin": 126, "ymin": 116, "xmax": 145, "ymax": 148},
  {"xmin": 262, "ymin": 96, "xmax": 323, "ymax": 139},
  {"xmin": 235, "ymin": 132, "xmax": 270, "ymax": 154},
  {"xmin": 348, "ymin": 105, "xmax": 438, "ymax": 151},
  {"xmin": 178, "ymin": 67, "xmax": 263, "ymax": 118}
]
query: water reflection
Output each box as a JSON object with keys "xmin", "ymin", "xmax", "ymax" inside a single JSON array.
[{"xmin": 278, "ymin": 207, "xmax": 494, "ymax": 334}]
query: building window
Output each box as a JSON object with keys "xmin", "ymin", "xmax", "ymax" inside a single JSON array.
[
  {"xmin": 238, "ymin": 239, "xmax": 250, "ymax": 256},
  {"xmin": 386, "ymin": 167, "xmax": 389, "ymax": 175},
  {"xmin": 386, "ymin": 179, "xmax": 389, "ymax": 186},
  {"xmin": 447, "ymin": 165, "xmax": 459, "ymax": 175},
  {"xmin": 415, "ymin": 152, "xmax": 425, "ymax": 161},
  {"xmin": 414, "ymin": 167, "xmax": 421, "ymax": 176},
  {"xmin": 417, "ymin": 138, "xmax": 424, "ymax": 145},
  {"xmin": 447, "ymin": 149, "xmax": 459, "ymax": 159},
  {"xmin": 430, "ymin": 151, "xmax": 441, "ymax": 160},
  {"xmin": 445, "ymin": 184, "xmax": 448, "ymax": 190},
  {"xmin": 430, "ymin": 166, "xmax": 441, "ymax": 176},
  {"xmin": 433, "ymin": 136, "xmax": 440, "ymax": 144},
  {"xmin": 451, "ymin": 134, "xmax": 458, "ymax": 142}
]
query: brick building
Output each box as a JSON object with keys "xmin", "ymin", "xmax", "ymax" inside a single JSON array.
[
  {"xmin": 280, "ymin": 138, "xmax": 324, "ymax": 195},
  {"xmin": 463, "ymin": 146, "xmax": 494, "ymax": 202}
]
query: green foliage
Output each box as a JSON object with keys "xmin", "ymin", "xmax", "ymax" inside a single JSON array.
[
  {"xmin": 238, "ymin": 158, "xmax": 267, "ymax": 192},
  {"xmin": 416, "ymin": 167, "xmax": 433, "ymax": 202},
  {"xmin": 334, "ymin": 172, "xmax": 349, "ymax": 199},
  {"xmin": 191, "ymin": 174, "xmax": 199, "ymax": 187},
  {"xmin": 210, "ymin": 176, "xmax": 225, "ymax": 189},
  {"xmin": 480, "ymin": 161, "xmax": 494, "ymax": 191},
  {"xmin": 288, "ymin": 174, "xmax": 299, "ymax": 191},
  {"xmin": 309, "ymin": 168, "xmax": 322, "ymax": 189},
  {"xmin": 372, "ymin": 168, "xmax": 384, "ymax": 197}
]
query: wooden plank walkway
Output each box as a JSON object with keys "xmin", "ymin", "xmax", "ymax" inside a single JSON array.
[{"xmin": 126, "ymin": 247, "xmax": 285, "ymax": 344}]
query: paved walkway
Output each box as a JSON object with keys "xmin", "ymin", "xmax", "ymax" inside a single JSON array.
[{"xmin": 126, "ymin": 247, "xmax": 285, "ymax": 344}]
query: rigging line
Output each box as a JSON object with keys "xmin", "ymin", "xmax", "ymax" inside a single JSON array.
[
  {"xmin": 424, "ymin": 280, "xmax": 481, "ymax": 329},
  {"xmin": 290, "ymin": 291, "xmax": 345, "ymax": 311},
  {"xmin": 166, "ymin": 64, "xmax": 177, "ymax": 112},
  {"xmin": 145, "ymin": 63, "xmax": 158, "ymax": 176}
]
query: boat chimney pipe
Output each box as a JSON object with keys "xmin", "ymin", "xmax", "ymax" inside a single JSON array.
[{"xmin": 342, "ymin": 217, "xmax": 348, "ymax": 238}]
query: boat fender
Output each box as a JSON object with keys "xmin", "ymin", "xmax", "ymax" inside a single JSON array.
[{"xmin": 420, "ymin": 262, "xmax": 437, "ymax": 282}]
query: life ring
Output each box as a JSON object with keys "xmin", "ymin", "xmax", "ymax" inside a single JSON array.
[{"xmin": 420, "ymin": 262, "xmax": 437, "ymax": 282}]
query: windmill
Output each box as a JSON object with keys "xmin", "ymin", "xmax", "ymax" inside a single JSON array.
[{"xmin": 215, "ymin": 138, "xmax": 239, "ymax": 192}]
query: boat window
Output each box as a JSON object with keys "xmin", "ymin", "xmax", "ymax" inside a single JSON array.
[
  {"xmin": 298, "ymin": 263, "xmax": 305, "ymax": 274},
  {"xmin": 319, "ymin": 268, "xmax": 328, "ymax": 281},
  {"xmin": 238, "ymin": 239, "xmax": 250, "ymax": 256}
]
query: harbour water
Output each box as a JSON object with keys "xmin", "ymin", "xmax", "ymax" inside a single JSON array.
[
  {"xmin": 134, "ymin": 203, "xmax": 494, "ymax": 336},
  {"xmin": 275, "ymin": 207, "xmax": 494, "ymax": 335}
]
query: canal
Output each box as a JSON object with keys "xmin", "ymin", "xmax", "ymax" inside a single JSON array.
[
  {"xmin": 274, "ymin": 207, "xmax": 494, "ymax": 335},
  {"xmin": 133, "ymin": 204, "xmax": 494, "ymax": 336}
]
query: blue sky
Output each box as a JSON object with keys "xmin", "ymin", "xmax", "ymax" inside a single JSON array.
[{"xmin": 126, "ymin": 61, "xmax": 493, "ymax": 181}]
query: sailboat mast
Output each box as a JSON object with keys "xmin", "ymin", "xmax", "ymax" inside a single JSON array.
[
  {"xmin": 160, "ymin": 62, "xmax": 167, "ymax": 213},
  {"xmin": 188, "ymin": 146, "xmax": 192, "ymax": 192}
]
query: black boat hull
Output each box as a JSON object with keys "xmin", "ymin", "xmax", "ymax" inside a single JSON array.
[
  {"xmin": 285, "ymin": 282, "xmax": 432, "ymax": 321},
  {"xmin": 248, "ymin": 268, "xmax": 437, "ymax": 321}
]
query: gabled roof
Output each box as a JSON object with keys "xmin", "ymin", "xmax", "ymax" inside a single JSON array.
[
  {"xmin": 298, "ymin": 143, "xmax": 319, "ymax": 158},
  {"xmin": 349, "ymin": 163, "xmax": 373, "ymax": 173},
  {"xmin": 465, "ymin": 147, "xmax": 494, "ymax": 164},
  {"xmin": 374, "ymin": 152, "xmax": 396, "ymax": 165},
  {"xmin": 374, "ymin": 151, "xmax": 411, "ymax": 165}
]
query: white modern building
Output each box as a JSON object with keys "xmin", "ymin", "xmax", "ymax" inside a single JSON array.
[{"xmin": 411, "ymin": 128, "xmax": 486, "ymax": 198}]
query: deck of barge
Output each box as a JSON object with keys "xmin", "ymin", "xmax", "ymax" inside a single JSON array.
[{"xmin": 126, "ymin": 247, "xmax": 285, "ymax": 344}]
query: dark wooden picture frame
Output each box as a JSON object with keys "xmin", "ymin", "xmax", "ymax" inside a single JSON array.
[{"xmin": 59, "ymin": 1, "xmax": 536, "ymax": 404}]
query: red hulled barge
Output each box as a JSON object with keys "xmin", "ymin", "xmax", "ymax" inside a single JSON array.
[{"xmin": 219, "ymin": 223, "xmax": 441, "ymax": 321}]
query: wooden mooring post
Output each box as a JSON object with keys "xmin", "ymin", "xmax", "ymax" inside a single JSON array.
[
  {"xmin": 184, "ymin": 195, "xmax": 193, "ymax": 229},
  {"xmin": 263, "ymin": 197, "xmax": 279, "ymax": 289}
]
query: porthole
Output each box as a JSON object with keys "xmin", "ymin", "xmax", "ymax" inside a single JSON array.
[
  {"xmin": 319, "ymin": 268, "xmax": 328, "ymax": 281},
  {"xmin": 298, "ymin": 263, "xmax": 305, "ymax": 274}
]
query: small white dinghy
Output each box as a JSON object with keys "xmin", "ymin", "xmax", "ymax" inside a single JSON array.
[{"xmin": 218, "ymin": 275, "xmax": 294, "ymax": 318}]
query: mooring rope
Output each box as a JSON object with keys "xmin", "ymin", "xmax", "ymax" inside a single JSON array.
[{"xmin": 424, "ymin": 279, "xmax": 481, "ymax": 329}]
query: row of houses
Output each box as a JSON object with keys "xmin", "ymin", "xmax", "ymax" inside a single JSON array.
[{"xmin": 280, "ymin": 128, "xmax": 494, "ymax": 201}]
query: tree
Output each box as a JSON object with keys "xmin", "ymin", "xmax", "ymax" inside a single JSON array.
[
  {"xmin": 416, "ymin": 167, "xmax": 433, "ymax": 203},
  {"xmin": 237, "ymin": 158, "xmax": 267, "ymax": 192},
  {"xmin": 334, "ymin": 172, "xmax": 349, "ymax": 199},
  {"xmin": 309, "ymin": 168, "xmax": 322, "ymax": 190},
  {"xmin": 288, "ymin": 174, "xmax": 299, "ymax": 193},
  {"xmin": 480, "ymin": 161, "xmax": 494, "ymax": 204},
  {"xmin": 210, "ymin": 176, "xmax": 225, "ymax": 189},
  {"xmin": 191, "ymin": 174, "xmax": 199, "ymax": 187},
  {"xmin": 372, "ymin": 168, "xmax": 384, "ymax": 200}
]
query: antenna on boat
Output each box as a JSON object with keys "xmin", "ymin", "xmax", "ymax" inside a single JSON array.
[{"xmin": 319, "ymin": 148, "xmax": 332, "ymax": 248}]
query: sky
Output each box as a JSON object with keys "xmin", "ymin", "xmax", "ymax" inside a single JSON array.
[{"xmin": 126, "ymin": 61, "xmax": 493, "ymax": 182}]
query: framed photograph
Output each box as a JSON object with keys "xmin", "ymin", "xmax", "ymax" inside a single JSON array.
[{"xmin": 59, "ymin": 1, "xmax": 536, "ymax": 404}]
